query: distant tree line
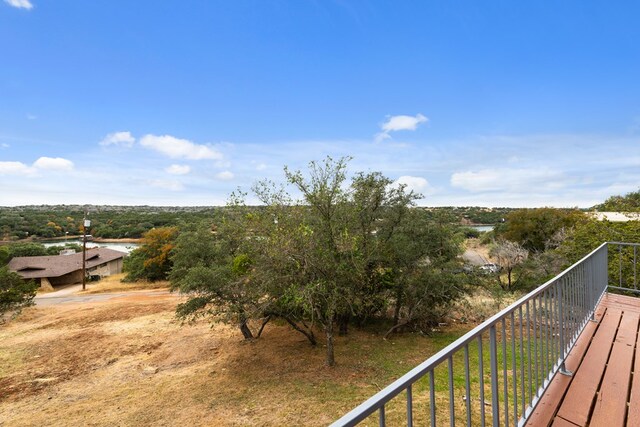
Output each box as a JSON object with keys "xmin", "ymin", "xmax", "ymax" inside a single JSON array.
[
  {"xmin": 422, "ymin": 206, "xmax": 514, "ymax": 225},
  {"xmin": 0, "ymin": 203, "xmax": 517, "ymax": 242},
  {"xmin": 0, "ymin": 206, "xmax": 218, "ymax": 240}
]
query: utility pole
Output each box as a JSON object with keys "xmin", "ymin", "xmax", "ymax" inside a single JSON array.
[{"xmin": 82, "ymin": 215, "xmax": 91, "ymax": 290}]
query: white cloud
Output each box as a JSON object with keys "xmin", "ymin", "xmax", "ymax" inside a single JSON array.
[
  {"xmin": 256, "ymin": 163, "xmax": 267, "ymax": 171},
  {"xmin": 4, "ymin": 0, "xmax": 33, "ymax": 10},
  {"xmin": 215, "ymin": 171, "xmax": 234, "ymax": 181},
  {"xmin": 0, "ymin": 157, "xmax": 74, "ymax": 176},
  {"xmin": 374, "ymin": 132, "xmax": 392, "ymax": 143},
  {"xmin": 393, "ymin": 175, "xmax": 434, "ymax": 196},
  {"xmin": 450, "ymin": 167, "xmax": 562, "ymax": 192},
  {"xmin": 382, "ymin": 114, "xmax": 428, "ymax": 132},
  {"xmin": 26, "ymin": 113, "xmax": 37, "ymax": 120},
  {"xmin": 140, "ymin": 134, "xmax": 223, "ymax": 160},
  {"xmin": 0, "ymin": 161, "xmax": 32, "ymax": 175},
  {"xmin": 376, "ymin": 113, "xmax": 428, "ymax": 142},
  {"xmin": 165, "ymin": 164, "xmax": 191, "ymax": 175},
  {"xmin": 100, "ymin": 131, "xmax": 135, "ymax": 147},
  {"xmin": 147, "ymin": 179, "xmax": 184, "ymax": 191},
  {"xmin": 1, "ymin": 143, "xmax": 9, "ymax": 149},
  {"xmin": 33, "ymin": 157, "xmax": 74, "ymax": 171}
]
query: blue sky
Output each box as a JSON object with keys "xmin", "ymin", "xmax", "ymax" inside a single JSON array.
[{"xmin": 1, "ymin": 1, "xmax": 639, "ymax": 207}]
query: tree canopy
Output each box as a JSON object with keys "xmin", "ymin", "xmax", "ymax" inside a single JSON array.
[
  {"xmin": 124, "ymin": 227, "xmax": 179, "ymax": 282},
  {"xmin": 495, "ymin": 207, "xmax": 584, "ymax": 252},
  {"xmin": 171, "ymin": 157, "xmax": 465, "ymax": 366}
]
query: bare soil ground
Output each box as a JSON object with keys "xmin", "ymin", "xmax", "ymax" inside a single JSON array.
[
  {"xmin": 0, "ymin": 289, "xmax": 471, "ymax": 426},
  {"xmin": 79, "ymin": 273, "xmax": 169, "ymax": 294}
]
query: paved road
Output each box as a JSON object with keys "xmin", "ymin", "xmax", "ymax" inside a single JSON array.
[{"xmin": 34, "ymin": 286, "xmax": 174, "ymax": 307}]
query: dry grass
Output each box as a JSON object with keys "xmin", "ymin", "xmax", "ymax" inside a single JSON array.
[
  {"xmin": 80, "ymin": 273, "xmax": 169, "ymax": 294},
  {"xmin": 0, "ymin": 292, "xmax": 474, "ymax": 426},
  {"xmin": 451, "ymin": 288, "xmax": 523, "ymax": 324}
]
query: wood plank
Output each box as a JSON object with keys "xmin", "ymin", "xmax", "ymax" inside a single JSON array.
[
  {"xmin": 602, "ymin": 302, "xmax": 640, "ymax": 313},
  {"xmin": 550, "ymin": 416, "xmax": 581, "ymax": 427},
  {"xmin": 589, "ymin": 311, "xmax": 639, "ymax": 426},
  {"xmin": 605, "ymin": 304, "xmax": 640, "ymax": 313},
  {"xmin": 606, "ymin": 293, "xmax": 640, "ymax": 304},
  {"xmin": 554, "ymin": 310, "xmax": 622, "ymax": 426},
  {"xmin": 524, "ymin": 305, "xmax": 607, "ymax": 427},
  {"xmin": 603, "ymin": 294, "xmax": 640, "ymax": 313},
  {"xmin": 627, "ymin": 311, "xmax": 640, "ymax": 427}
]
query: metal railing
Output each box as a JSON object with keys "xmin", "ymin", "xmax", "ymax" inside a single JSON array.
[
  {"xmin": 608, "ymin": 242, "xmax": 640, "ymax": 295},
  {"xmin": 332, "ymin": 242, "xmax": 615, "ymax": 427}
]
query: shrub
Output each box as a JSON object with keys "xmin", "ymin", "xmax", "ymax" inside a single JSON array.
[{"xmin": 0, "ymin": 267, "xmax": 38, "ymax": 322}]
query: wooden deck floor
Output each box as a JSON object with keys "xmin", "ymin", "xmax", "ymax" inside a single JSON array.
[{"xmin": 526, "ymin": 293, "xmax": 640, "ymax": 427}]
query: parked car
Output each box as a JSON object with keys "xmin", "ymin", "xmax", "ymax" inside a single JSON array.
[{"xmin": 480, "ymin": 263, "xmax": 500, "ymax": 274}]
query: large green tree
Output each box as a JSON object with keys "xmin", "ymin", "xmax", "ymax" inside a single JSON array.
[
  {"xmin": 173, "ymin": 157, "xmax": 465, "ymax": 367},
  {"xmin": 124, "ymin": 226, "xmax": 179, "ymax": 282},
  {"xmin": 495, "ymin": 208, "xmax": 584, "ymax": 252},
  {"xmin": 170, "ymin": 197, "xmax": 277, "ymax": 340}
]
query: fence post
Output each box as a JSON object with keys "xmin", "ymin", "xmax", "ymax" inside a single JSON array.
[
  {"xmin": 619, "ymin": 244, "xmax": 623, "ymax": 288},
  {"xmin": 589, "ymin": 255, "xmax": 596, "ymax": 322},
  {"xmin": 558, "ymin": 282, "xmax": 572, "ymax": 376},
  {"xmin": 490, "ymin": 325, "xmax": 500, "ymax": 427}
]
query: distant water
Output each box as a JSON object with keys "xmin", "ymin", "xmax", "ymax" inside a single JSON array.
[
  {"xmin": 470, "ymin": 225, "xmax": 494, "ymax": 232},
  {"xmin": 41, "ymin": 239, "xmax": 139, "ymax": 254}
]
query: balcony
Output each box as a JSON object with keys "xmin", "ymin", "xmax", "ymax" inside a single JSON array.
[{"xmin": 332, "ymin": 242, "xmax": 640, "ymax": 427}]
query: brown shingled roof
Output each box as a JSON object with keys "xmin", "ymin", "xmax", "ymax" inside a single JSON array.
[{"xmin": 7, "ymin": 247, "xmax": 125, "ymax": 279}]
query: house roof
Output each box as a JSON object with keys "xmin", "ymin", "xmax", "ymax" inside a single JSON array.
[
  {"xmin": 8, "ymin": 247, "xmax": 125, "ymax": 279},
  {"xmin": 588, "ymin": 211, "xmax": 640, "ymax": 222}
]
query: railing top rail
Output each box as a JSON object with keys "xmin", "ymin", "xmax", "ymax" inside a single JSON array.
[
  {"xmin": 331, "ymin": 241, "xmax": 610, "ymax": 426},
  {"xmin": 608, "ymin": 241, "xmax": 640, "ymax": 247}
]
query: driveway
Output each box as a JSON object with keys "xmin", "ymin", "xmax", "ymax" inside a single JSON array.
[
  {"xmin": 34, "ymin": 285, "xmax": 174, "ymax": 306},
  {"xmin": 462, "ymin": 248, "xmax": 489, "ymax": 266}
]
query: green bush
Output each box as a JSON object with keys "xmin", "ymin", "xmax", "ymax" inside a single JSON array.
[
  {"xmin": 459, "ymin": 226, "xmax": 480, "ymax": 239},
  {"xmin": 0, "ymin": 267, "xmax": 38, "ymax": 322}
]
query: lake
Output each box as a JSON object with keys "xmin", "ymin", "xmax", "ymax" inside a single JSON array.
[{"xmin": 470, "ymin": 225, "xmax": 494, "ymax": 232}]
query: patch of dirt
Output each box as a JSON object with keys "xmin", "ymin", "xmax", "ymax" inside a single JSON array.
[
  {"xmin": 79, "ymin": 274, "xmax": 170, "ymax": 294},
  {"xmin": 35, "ymin": 300, "xmax": 173, "ymax": 330},
  {"xmin": 0, "ymin": 290, "xmax": 471, "ymax": 426}
]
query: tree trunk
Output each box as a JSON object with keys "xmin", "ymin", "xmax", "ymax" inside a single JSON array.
[
  {"xmin": 384, "ymin": 320, "xmax": 409, "ymax": 339},
  {"xmin": 498, "ymin": 275, "xmax": 506, "ymax": 291},
  {"xmin": 325, "ymin": 321, "xmax": 335, "ymax": 367},
  {"xmin": 283, "ymin": 316, "xmax": 317, "ymax": 346},
  {"xmin": 256, "ymin": 316, "xmax": 271, "ymax": 338},
  {"xmin": 507, "ymin": 268, "xmax": 513, "ymax": 290},
  {"xmin": 393, "ymin": 285, "xmax": 404, "ymax": 326},
  {"xmin": 239, "ymin": 320, "xmax": 254, "ymax": 339}
]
